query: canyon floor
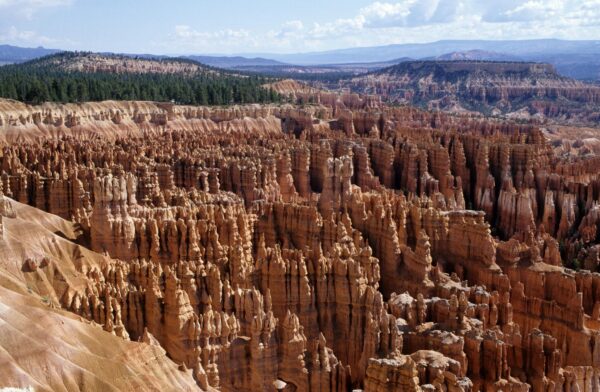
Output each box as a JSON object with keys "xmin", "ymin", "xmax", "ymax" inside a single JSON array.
[{"xmin": 1, "ymin": 89, "xmax": 600, "ymax": 391}]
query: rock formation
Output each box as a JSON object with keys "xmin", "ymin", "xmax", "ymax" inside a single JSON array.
[
  {"xmin": 338, "ymin": 60, "xmax": 600, "ymax": 124},
  {"xmin": 2, "ymin": 96, "xmax": 600, "ymax": 391}
]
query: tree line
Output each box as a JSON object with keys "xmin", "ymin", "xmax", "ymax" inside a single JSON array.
[{"xmin": 0, "ymin": 59, "xmax": 281, "ymax": 105}]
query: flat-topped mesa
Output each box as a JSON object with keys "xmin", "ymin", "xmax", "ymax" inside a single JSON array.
[
  {"xmin": 340, "ymin": 60, "xmax": 600, "ymax": 123},
  {"xmin": 58, "ymin": 53, "xmax": 207, "ymax": 75},
  {"xmin": 393, "ymin": 60, "xmax": 557, "ymax": 75}
]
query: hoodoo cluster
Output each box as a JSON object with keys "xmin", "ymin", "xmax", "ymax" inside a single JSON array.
[{"xmin": 1, "ymin": 94, "xmax": 600, "ymax": 391}]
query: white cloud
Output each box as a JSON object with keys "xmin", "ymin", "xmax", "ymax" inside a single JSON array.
[
  {"xmin": 165, "ymin": 0, "xmax": 600, "ymax": 54},
  {"xmin": 360, "ymin": 1, "xmax": 412, "ymax": 26},
  {"xmin": 480, "ymin": 0, "xmax": 600, "ymax": 25},
  {"xmin": 486, "ymin": 0, "xmax": 564, "ymax": 22},
  {"xmin": 0, "ymin": 0, "xmax": 72, "ymax": 18},
  {"xmin": 313, "ymin": 0, "xmax": 463, "ymax": 30},
  {"xmin": 0, "ymin": 25, "xmax": 57, "ymax": 45},
  {"xmin": 169, "ymin": 25, "xmax": 257, "ymax": 52},
  {"xmin": 280, "ymin": 20, "xmax": 304, "ymax": 33},
  {"xmin": 308, "ymin": 17, "xmax": 366, "ymax": 39},
  {"xmin": 288, "ymin": 0, "xmax": 463, "ymax": 41},
  {"xmin": 267, "ymin": 20, "xmax": 305, "ymax": 42},
  {"xmin": 174, "ymin": 25, "xmax": 249, "ymax": 40}
]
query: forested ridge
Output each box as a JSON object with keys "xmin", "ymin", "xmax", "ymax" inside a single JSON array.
[{"xmin": 0, "ymin": 52, "xmax": 281, "ymax": 105}]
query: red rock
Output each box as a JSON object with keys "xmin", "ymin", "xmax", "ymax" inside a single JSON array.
[{"xmin": 2, "ymin": 97, "xmax": 600, "ymax": 391}]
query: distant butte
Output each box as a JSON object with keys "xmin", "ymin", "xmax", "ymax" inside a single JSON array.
[{"xmin": 334, "ymin": 60, "xmax": 600, "ymax": 124}]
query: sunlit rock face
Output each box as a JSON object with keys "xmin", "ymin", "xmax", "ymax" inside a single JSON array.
[
  {"xmin": 3, "ymin": 97, "xmax": 600, "ymax": 391},
  {"xmin": 337, "ymin": 61, "xmax": 600, "ymax": 125}
]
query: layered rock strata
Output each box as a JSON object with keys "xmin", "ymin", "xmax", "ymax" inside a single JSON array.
[{"xmin": 2, "ymin": 98, "xmax": 600, "ymax": 391}]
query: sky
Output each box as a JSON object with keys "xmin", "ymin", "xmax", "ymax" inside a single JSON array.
[{"xmin": 1, "ymin": 0, "xmax": 600, "ymax": 55}]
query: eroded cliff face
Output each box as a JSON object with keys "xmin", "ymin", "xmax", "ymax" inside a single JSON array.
[
  {"xmin": 337, "ymin": 61, "xmax": 600, "ymax": 124},
  {"xmin": 0, "ymin": 193, "xmax": 201, "ymax": 392},
  {"xmin": 2, "ymin": 97, "xmax": 600, "ymax": 391}
]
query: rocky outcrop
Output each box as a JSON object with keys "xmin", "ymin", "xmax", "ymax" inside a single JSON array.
[
  {"xmin": 3, "ymin": 98, "xmax": 600, "ymax": 391},
  {"xmin": 339, "ymin": 60, "xmax": 600, "ymax": 124}
]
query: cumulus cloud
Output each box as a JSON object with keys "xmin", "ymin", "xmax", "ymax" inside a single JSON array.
[
  {"xmin": 308, "ymin": 17, "xmax": 366, "ymax": 39},
  {"xmin": 294, "ymin": 0, "xmax": 464, "ymax": 42},
  {"xmin": 168, "ymin": 25, "xmax": 257, "ymax": 52},
  {"xmin": 167, "ymin": 0, "xmax": 600, "ymax": 53},
  {"xmin": 348, "ymin": 0, "xmax": 600, "ymax": 29},
  {"xmin": 269, "ymin": 20, "xmax": 305, "ymax": 40},
  {"xmin": 174, "ymin": 25, "xmax": 249, "ymax": 40},
  {"xmin": 280, "ymin": 20, "xmax": 304, "ymax": 33},
  {"xmin": 307, "ymin": 0, "xmax": 600, "ymax": 46},
  {"xmin": 359, "ymin": 0, "xmax": 462, "ymax": 28}
]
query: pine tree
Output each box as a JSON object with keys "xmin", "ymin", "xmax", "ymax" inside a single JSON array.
[{"xmin": 0, "ymin": 53, "xmax": 281, "ymax": 105}]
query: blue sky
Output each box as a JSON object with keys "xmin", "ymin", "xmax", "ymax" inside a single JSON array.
[{"xmin": 1, "ymin": 0, "xmax": 600, "ymax": 54}]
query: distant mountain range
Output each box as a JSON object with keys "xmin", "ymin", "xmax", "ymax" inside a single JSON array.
[
  {"xmin": 242, "ymin": 39, "xmax": 600, "ymax": 80},
  {"xmin": 432, "ymin": 49, "xmax": 520, "ymax": 62},
  {"xmin": 243, "ymin": 39, "xmax": 600, "ymax": 63},
  {"xmin": 221, "ymin": 58, "xmax": 413, "ymax": 79},
  {"xmin": 0, "ymin": 44, "xmax": 60, "ymax": 64},
  {"xmin": 185, "ymin": 55, "xmax": 286, "ymax": 68},
  {"xmin": 2, "ymin": 39, "xmax": 600, "ymax": 80}
]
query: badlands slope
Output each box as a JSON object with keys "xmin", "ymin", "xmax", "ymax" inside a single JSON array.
[{"xmin": 0, "ymin": 197, "xmax": 200, "ymax": 391}]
